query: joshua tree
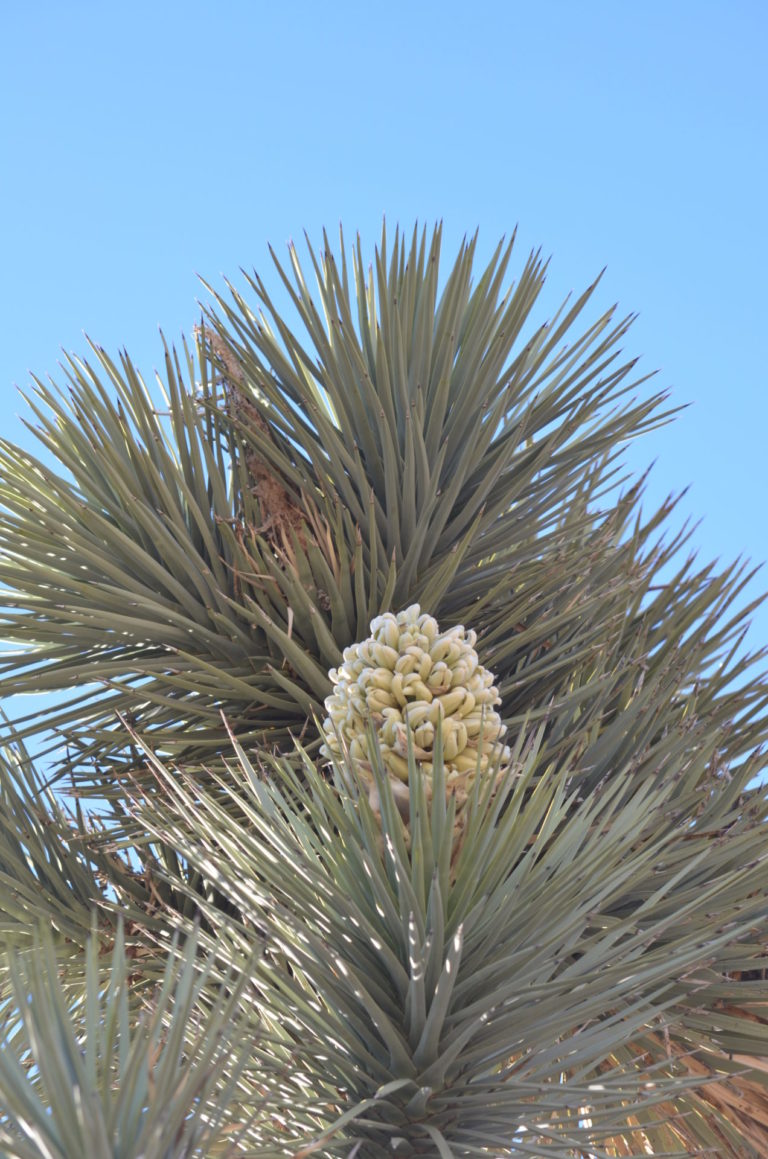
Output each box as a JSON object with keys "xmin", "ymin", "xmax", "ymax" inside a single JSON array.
[{"xmin": 1, "ymin": 224, "xmax": 767, "ymax": 1156}]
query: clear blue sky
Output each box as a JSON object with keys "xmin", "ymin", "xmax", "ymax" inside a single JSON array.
[{"xmin": 2, "ymin": 2, "xmax": 767, "ymax": 660}]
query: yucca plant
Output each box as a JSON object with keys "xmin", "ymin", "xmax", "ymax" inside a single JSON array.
[{"xmin": 1, "ymin": 223, "xmax": 767, "ymax": 1156}]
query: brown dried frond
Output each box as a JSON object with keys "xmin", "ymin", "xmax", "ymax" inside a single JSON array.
[
  {"xmin": 198, "ymin": 323, "xmax": 342, "ymax": 635},
  {"xmin": 199, "ymin": 325, "xmax": 312, "ymax": 557},
  {"xmin": 633, "ymin": 1026, "xmax": 768, "ymax": 1155}
]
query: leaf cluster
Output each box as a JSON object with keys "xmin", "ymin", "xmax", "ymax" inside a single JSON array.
[{"xmin": 0, "ymin": 224, "xmax": 767, "ymax": 1155}]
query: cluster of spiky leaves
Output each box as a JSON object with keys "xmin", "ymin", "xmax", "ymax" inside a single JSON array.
[
  {"xmin": 0, "ymin": 224, "xmax": 677, "ymax": 779},
  {"xmin": 0, "ymin": 923, "xmax": 258, "ymax": 1159},
  {"xmin": 1, "ymin": 224, "xmax": 768, "ymax": 1156},
  {"xmin": 117, "ymin": 726, "xmax": 768, "ymax": 1157}
]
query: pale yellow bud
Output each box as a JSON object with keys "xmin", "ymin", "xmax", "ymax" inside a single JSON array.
[
  {"xmin": 384, "ymin": 750, "xmax": 410, "ymax": 782},
  {"xmin": 404, "ymin": 677, "xmax": 433, "ymax": 703},
  {"xmin": 414, "ymin": 720, "xmax": 435, "ymax": 750},
  {"xmin": 442, "ymin": 722, "xmax": 461, "ymax": 761},
  {"xmin": 456, "ymin": 690, "xmax": 476, "ymax": 719},
  {"xmin": 436, "ymin": 687, "xmax": 468, "ymax": 716},
  {"xmin": 382, "ymin": 618, "xmax": 401, "ymax": 650},
  {"xmin": 429, "ymin": 637, "xmax": 456, "ymax": 664},
  {"xmin": 452, "ymin": 750, "xmax": 482, "ymax": 774},
  {"xmin": 428, "ymin": 699, "xmax": 446, "ymax": 726},
  {"xmin": 427, "ymin": 661, "xmax": 452, "ymax": 692},
  {"xmin": 403, "ymin": 701, "xmax": 433, "ymax": 729},
  {"xmin": 395, "ymin": 651, "xmax": 419, "ymax": 676},
  {"xmin": 391, "ymin": 671, "xmax": 406, "ymax": 706},
  {"xmin": 373, "ymin": 642, "xmax": 399, "ymax": 670},
  {"xmin": 367, "ymin": 688, "xmax": 393, "ymax": 714},
  {"xmin": 379, "ymin": 707, "xmax": 402, "ymax": 747}
]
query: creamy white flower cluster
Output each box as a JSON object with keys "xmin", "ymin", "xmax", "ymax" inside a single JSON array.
[{"xmin": 321, "ymin": 604, "xmax": 510, "ymax": 796}]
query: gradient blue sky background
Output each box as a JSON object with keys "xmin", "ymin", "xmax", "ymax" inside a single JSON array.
[{"xmin": 2, "ymin": 2, "xmax": 767, "ymax": 668}]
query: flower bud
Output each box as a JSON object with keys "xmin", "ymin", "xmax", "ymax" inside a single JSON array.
[{"xmin": 321, "ymin": 605, "xmax": 510, "ymax": 816}]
